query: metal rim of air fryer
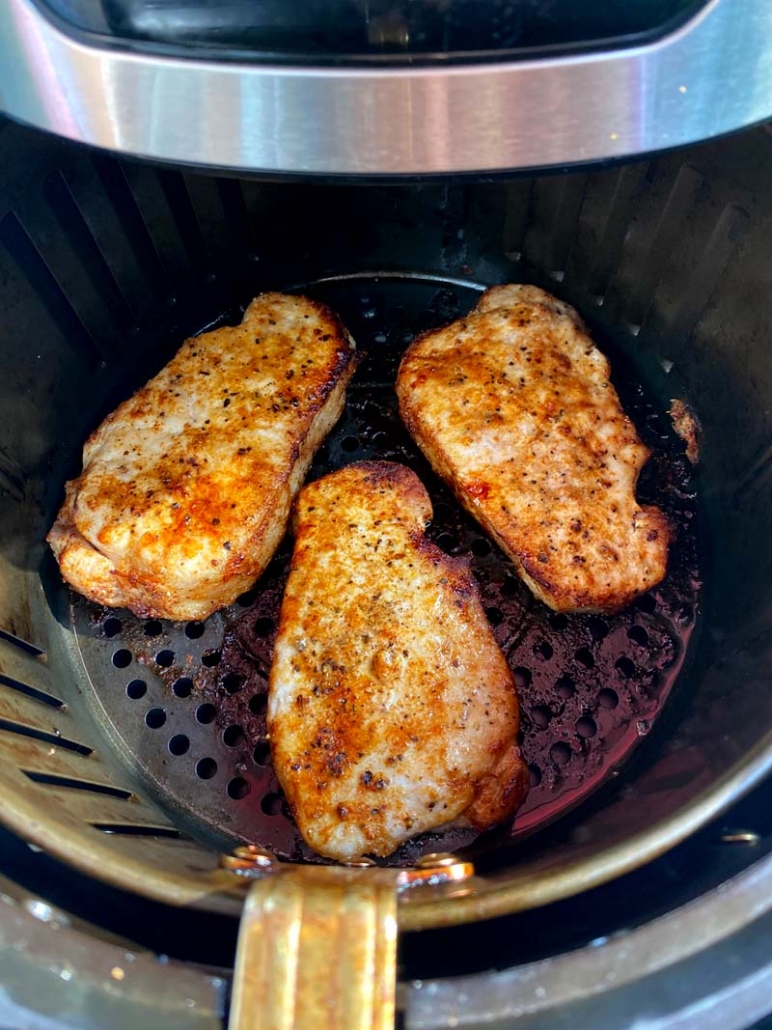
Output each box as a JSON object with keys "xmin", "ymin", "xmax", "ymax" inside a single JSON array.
[
  {"xmin": 4, "ymin": 807, "xmax": 772, "ymax": 1030},
  {"xmin": 3, "ymin": 736, "xmax": 768, "ymax": 932},
  {"xmin": 2, "ymin": 0, "xmax": 772, "ymax": 175}
]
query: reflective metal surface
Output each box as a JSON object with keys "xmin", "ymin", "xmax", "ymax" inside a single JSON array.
[
  {"xmin": 3, "ymin": 841, "xmax": 772, "ymax": 1030},
  {"xmin": 0, "ymin": 872, "xmax": 225, "ymax": 1030},
  {"xmin": 405, "ymin": 844, "xmax": 772, "ymax": 1030},
  {"xmin": 230, "ymin": 866, "xmax": 398, "ymax": 1030},
  {"xmin": 1, "ymin": 0, "xmax": 772, "ymax": 174}
]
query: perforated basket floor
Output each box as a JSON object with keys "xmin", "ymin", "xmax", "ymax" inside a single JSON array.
[{"xmin": 66, "ymin": 273, "xmax": 700, "ymax": 865}]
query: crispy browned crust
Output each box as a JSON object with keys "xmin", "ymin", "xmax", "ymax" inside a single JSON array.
[
  {"xmin": 268, "ymin": 460, "xmax": 527, "ymax": 861},
  {"xmin": 396, "ymin": 284, "xmax": 671, "ymax": 615},
  {"xmin": 48, "ymin": 293, "xmax": 357, "ymax": 620},
  {"xmin": 669, "ymin": 398, "xmax": 701, "ymax": 464}
]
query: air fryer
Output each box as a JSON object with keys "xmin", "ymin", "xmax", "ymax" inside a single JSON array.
[{"xmin": 1, "ymin": 0, "xmax": 772, "ymax": 1028}]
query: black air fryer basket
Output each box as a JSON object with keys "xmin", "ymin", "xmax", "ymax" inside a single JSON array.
[{"xmin": 0, "ymin": 102, "xmax": 771, "ymax": 1027}]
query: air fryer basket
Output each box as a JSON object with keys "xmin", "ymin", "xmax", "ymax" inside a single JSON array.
[
  {"xmin": 65, "ymin": 272, "xmax": 700, "ymax": 871},
  {"xmin": 0, "ymin": 117, "xmax": 771, "ymax": 940}
]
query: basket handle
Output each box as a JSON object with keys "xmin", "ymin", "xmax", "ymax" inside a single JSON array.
[{"xmin": 229, "ymin": 865, "xmax": 398, "ymax": 1030}]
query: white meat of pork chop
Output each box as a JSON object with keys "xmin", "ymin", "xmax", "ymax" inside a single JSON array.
[
  {"xmin": 48, "ymin": 293, "xmax": 356, "ymax": 621},
  {"xmin": 397, "ymin": 284, "xmax": 670, "ymax": 613},
  {"xmin": 267, "ymin": 460, "xmax": 528, "ymax": 861}
]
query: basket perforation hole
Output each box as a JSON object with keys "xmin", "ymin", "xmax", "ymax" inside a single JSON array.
[
  {"xmin": 615, "ymin": 656, "xmax": 636, "ymax": 678},
  {"xmin": 185, "ymin": 622, "xmax": 205, "ymax": 639},
  {"xmin": 587, "ymin": 617, "xmax": 609, "ymax": 640},
  {"xmin": 436, "ymin": 533, "xmax": 458, "ymax": 553},
  {"xmin": 222, "ymin": 672, "xmax": 244, "ymax": 694},
  {"xmin": 173, "ymin": 677, "xmax": 193, "ymax": 698},
  {"xmin": 513, "ymin": 667, "xmax": 532, "ymax": 689},
  {"xmin": 249, "ymin": 693, "xmax": 268, "ymax": 716},
  {"xmin": 126, "ymin": 679, "xmax": 146, "ymax": 700},
  {"xmin": 575, "ymin": 647, "xmax": 595, "ymax": 669},
  {"xmin": 531, "ymin": 705, "xmax": 552, "ymax": 729},
  {"xmin": 103, "ymin": 617, "xmax": 122, "ymax": 638},
  {"xmin": 550, "ymin": 742, "xmax": 572, "ymax": 766},
  {"xmin": 341, "ymin": 435, "xmax": 360, "ymax": 452},
  {"xmin": 576, "ymin": 716, "xmax": 597, "ymax": 739},
  {"xmin": 112, "ymin": 649, "xmax": 132, "ymax": 669},
  {"xmin": 227, "ymin": 777, "xmax": 250, "ymax": 800},
  {"xmin": 636, "ymin": 593, "xmax": 657, "ymax": 614},
  {"xmin": 253, "ymin": 741, "xmax": 271, "ymax": 766},
  {"xmin": 627, "ymin": 625, "xmax": 649, "ymax": 646},
  {"xmin": 485, "ymin": 606, "xmax": 504, "ymax": 626},
  {"xmin": 471, "ymin": 538, "xmax": 492, "ymax": 557},
  {"xmin": 144, "ymin": 620, "xmax": 163, "ymax": 637},
  {"xmin": 253, "ymin": 618, "xmax": 274, "ymax": 637},
  {"xmin": 196, "ymin": 703, "xmax": 217, "ymax": 724},
  {"xmin": 528, "ymin": 764, "xmax": 542, "ymax": 787},
  {"xmin": 196, "ymin": 758, "xmax": 217, "ymax": 779},
  {"xmin": 548, "ymin": 613, "xmax": 568, "ymax": 631},
  {"xmin": 556, "ymin": 675, "xmax": 576, "ymax": 698},
  {"xmin": 261, "ymin": 792, "xmax": 283, "ymax": 815},
  {"xmin": 223, "ymin": 725, "xmax": 245, "ymax": 748},
  {"xmin": 168, "ymin": 734, "xmax": 189, "ymax": 756},
  {"xmin": 201, "ymin": 650, "xmax": 221, "ymax": 667},
  {"xmin": 598, "ymin": 687, "xmax": 620, "ymax": 709},
  {"xmin": 534, "ymin": 641, "xmax": 553, "ymax": 661},
  {"xmin": 155, "ymin": 649, "xmax": 175, "ymax": 668},
  {"xmin": 145, "ymin": 708, "xmax": 166, "ymax": 729}
]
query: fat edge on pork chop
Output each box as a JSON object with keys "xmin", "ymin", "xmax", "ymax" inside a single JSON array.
[
  {"xmin": 396, "ymin": 284, "xmax": 671, "ymax": 614},
  {"xmin": 48, "ymin": 293, "xmax": 357, "ymax": 621},
  {"xmin": 267, "ymin": 460, "xmax": 528, "ymax": 861}
]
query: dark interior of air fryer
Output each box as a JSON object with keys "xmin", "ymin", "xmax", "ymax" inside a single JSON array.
[{"xmin": 2, "ymin": 118, "xmax": 772, "ymax": 979}]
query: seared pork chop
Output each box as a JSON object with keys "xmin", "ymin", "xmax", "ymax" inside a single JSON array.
[
  {"xmin": 267, "ymin": 461, "xmax": 527, "ymax": 861},
  {"xmin": 396, "ymin": 284, "xmax": 670, "ymax": 614},
  {"xmin": 48, "ymin": 293, "xmax": 356, "ymax": 621}
]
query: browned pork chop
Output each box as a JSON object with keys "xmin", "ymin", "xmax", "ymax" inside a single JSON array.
[
  {"xmin": 48, "ymin": 293, "xmax": 356, "ymax": 621},
  {"xmin": 396, "ymin": 284, "xmax": 670, "ymax": 614},
  {"xmin": 267, "ymin": 461, "xmax": 527, "ymax": 861}
]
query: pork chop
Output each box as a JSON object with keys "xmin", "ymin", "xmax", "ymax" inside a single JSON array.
[
  {"xmin": 267, "ymin": 461, "xmax": 527, "ymax": 861},
  {"xmin": 396, "ymin": 284, "xmax": 670, "ymax": 614},
  {"xmin": 48, "ymin": 293, "xmax": 356, "ymax": 621}
]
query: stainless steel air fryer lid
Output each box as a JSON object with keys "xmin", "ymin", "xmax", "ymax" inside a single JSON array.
[{"xmin": 3, "ymin": 0, "xmax": 772, "ymax": 175}]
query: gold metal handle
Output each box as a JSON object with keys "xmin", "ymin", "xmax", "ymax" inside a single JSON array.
[{"xmin": 228, "ymin": 866, "xmax": 398, "ymax": 1030}]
